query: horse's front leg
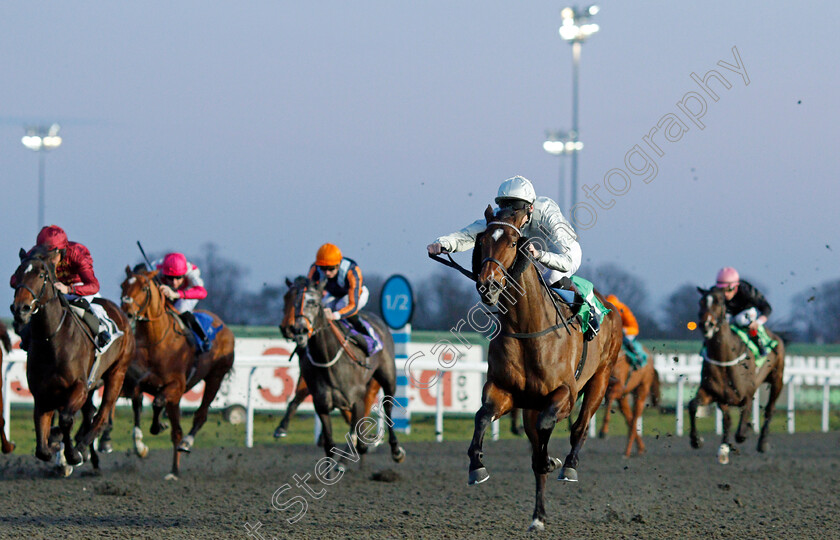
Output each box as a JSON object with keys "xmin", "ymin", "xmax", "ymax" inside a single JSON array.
[
  {"xmin": 33, "ymin": 407, "xmax": 55, "ymax": 462},
  {"xmin": 467, "ymin": 382, "xmax": 513, "ymax": 485},
  {"xmin": 735, "ymin": 394, "xmax": 753, "ymax": 444},
  {"xmin": 275, "ymin": 378, "xmax": 309, "ymax": 438},
  {"xmin": 717, "ymin": 404, "xmax": 734, "ymax": 464},
  {"xmin": 131, "ymin": 391, "xmax": 149, "ymax": 458},
  {"xmin": 523, "ymin": 409, "xmax": 561, "ymax": 532},
  {"xmin": 61, "ymin": 381, "xmax": 87, "ymax": 466},
  {"xmin": 688, "ymin": 388, "xmax": 713, "ymax": 449},
  {"xmin": 758, "ymin": 367, "xmax": 785, "ymax": 453},
  {"xmin": 562, "ymin": 358, "xmax": 613, "ymax": 482}
]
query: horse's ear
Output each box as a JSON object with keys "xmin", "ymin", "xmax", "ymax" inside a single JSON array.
[
  {"xmin": 697, "ymin": 286, "xmax": 709, "ymax": 295},
  {"xmin": 150, "ymin": 270, "xmax": 160, "ymax": 278},
  {"xmin": 285, "ymin": 277, "xmax": 293, "ymax": 288},
  {"xmin": 125, "ymin": 265, "xmax": 133, "ymax": 277},
  {"xmin": 19, "ymin": 248, "xmax": 26, "ymax": 261},
  {"xmin": 484, "ymin": 204, "xmax": 494, "ymax": 223}
]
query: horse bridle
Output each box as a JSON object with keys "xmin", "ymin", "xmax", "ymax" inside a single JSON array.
[
  {"xmin": 480, "ymin": 221, "xmax": 524, "ymax": 284},
  {"xmin": 14, "ymin": 263, "xmax": 58, "ymax": 315},
  {"xmin": 702, "ymin": 291, "xmax": 727, "ymax": 337},
  {"xmin": 122, "ymin": 274, "xmax": 165, "ymax": 322},
  {"xmin": 291, "ymin": 285, "xmax": 325, "ymax": 339}
]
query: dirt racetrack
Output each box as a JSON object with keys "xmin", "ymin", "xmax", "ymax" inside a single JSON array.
[{"xmin": 0, "ymin": 431, "xmax": 838, "ymax": 539}]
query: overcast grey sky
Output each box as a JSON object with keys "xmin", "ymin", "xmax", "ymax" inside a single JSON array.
[{"xmin": 2, "ymin": 1, "xmax": 838, "ymax": 321}]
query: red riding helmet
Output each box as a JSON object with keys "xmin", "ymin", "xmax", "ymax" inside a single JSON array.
[
  {"xmin": 36, "ymin": 225, "xmax": 69, "ymax": 251},
  {"xmin": 161, "ymin": 253, "xmax": 188, "ymax": 277}
]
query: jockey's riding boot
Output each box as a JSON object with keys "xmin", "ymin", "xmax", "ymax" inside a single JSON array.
[
  {"xmin": 345, "ymin": 315, "xmax": 374, "ymax": 356},
  {"xmin": 180, "ymin": 311, "xmax": 210, "ymax": 353},
  {"xmin": 583, "ymin": 314, "xmax": 599, "ymax": 342},
  {"xmin": 751, "ymin": 333, "xmax": 767, "ymax": 357}
]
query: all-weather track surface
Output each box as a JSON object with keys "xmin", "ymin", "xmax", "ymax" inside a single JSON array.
[{"xmin": 0, "ymin": 432, "xmax": 837, "ymax": 539}]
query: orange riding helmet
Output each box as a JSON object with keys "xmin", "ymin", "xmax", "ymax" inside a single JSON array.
[{"xmin": 315, "ymin": 243, "xmax": 342, "ymax": 267}]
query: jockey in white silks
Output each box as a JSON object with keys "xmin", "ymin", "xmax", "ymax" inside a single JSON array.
[{"xmin": 427, "ymin": 176, "xmax": 599, "ymax": 339}]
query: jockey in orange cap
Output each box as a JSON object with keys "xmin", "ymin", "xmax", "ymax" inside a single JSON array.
[
  {"xmin": 10, "ymin": 225, "xmax": 117, "ymax": 350},
  {"xmin": 714, "ymin": 267, "xmax": 772, "ymax": 356},
  {"xmin": 307, "ymin": 243, "xmax": 376, "ymax": 354},
  {"xmin": 152, "ymin": 252, "xmax": 211, "ymax": 352},
  {"xmin": 605, "ymin": 294, "xmax": 647, "ymax": 368}
]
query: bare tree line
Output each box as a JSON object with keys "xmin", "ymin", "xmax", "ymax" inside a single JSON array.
[{"xmin": 180, "ymin": 244, "xmax": 834, "ymax": 343}]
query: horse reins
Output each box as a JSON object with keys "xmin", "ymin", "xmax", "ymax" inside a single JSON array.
[{"xmin": 293, "ymin": 286, "xmax": 369, "ymax": 370}]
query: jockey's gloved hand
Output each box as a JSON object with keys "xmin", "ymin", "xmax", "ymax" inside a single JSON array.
[{"xmin": 427, "ymin": 242, "xmax": 446, "ymax": 255}]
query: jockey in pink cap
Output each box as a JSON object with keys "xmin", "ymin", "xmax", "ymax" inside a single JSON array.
[
  {"xmin": 153, "ymin": 252, "xmax": 210, "ymax": 351},
  {"xmin": 715, "ymin": 266, "xmax": 772, "ymax": 355}
]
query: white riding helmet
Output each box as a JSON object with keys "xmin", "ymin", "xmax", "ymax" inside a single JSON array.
[{"xmin": 495, "ymin": 175, "xmax": 537, "ymax": 206}]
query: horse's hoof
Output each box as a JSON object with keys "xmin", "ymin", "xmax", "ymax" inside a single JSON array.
[
  {"xmin": 391, "ymin": 446, "xmax": 406, "ymax": 463},
  {"xmin": 136, "ymin": 445, "xmax": 149, "ymax": 459},
  {"xmin": 468, "ymin": 467, "xmax": 489, "ymax": 485},
  {"xmin": 757, "ymin": 440, "xmax": 770, "ymax": 453},
  {"xmin": 99, "ymin": 440, "xmax": 113, "ymax": 454},
  {"xmin": 36, "ymin": 449, "xmax": 53, "ymax": 462},
  {"xmin": 177, "ymin": 435, "xmax": 194, "ymax": 453},
  {"xmin": 164, "ymin": 473, "xmax": 179, "ymax": 481},
  {"xmin": 79, "ymin": 446, "xmax": 91, "ymax": 463},
  {"xmin": 511, "ymin": 427, "xmax": 525, "ymax": 437},
  {"xmin": 717, "ymin": 443, "xmax": 730, "ymax": 465},
  {"xmin": 2, "ymin": 441, "xmax": 14, "ymax": 454},
  {"xmin": 598, "ymin": 430, "xmax": 607, "ymax": 439},
  {"xmin": 546, "ymin": 456, "xmax": 562, "ymax": 472},
  {"xmin": 527, "ymin": 518, "xmax": 545, "ymax": 532},
  {"xmin": 57, "ymin": 465, "xmax": 74, "ymax": 478},
  {"xmin": 690, "ymin": 436, "xmax": 704, "ymax": 449},
  {"xmin": 558, "ymin": 466, "xmax": 578, "ymax": 482},
  {"xmin": 66, "ymin": 449, "xmax": 84, "ymax": 466},
  {"xmin": 273, "ymin": 427, "xmax": 288, "ymax": 439}
]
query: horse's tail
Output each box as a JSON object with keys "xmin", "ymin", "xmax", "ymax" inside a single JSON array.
[{"xmin": 650, "ymin": 368, "xmax": 661, "ymax": 408}]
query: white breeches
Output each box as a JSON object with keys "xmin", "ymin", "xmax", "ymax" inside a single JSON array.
[
  {"xmin": 173, "ymin": 299, "xmax": 199, "ymax": 313},
  {"xmin": 733, "ymin": 307, "xmax": 760, "ymax": 327},
  {"xmin": 323, "ymin": 286, "xmax": 369, "ymax": 313}
]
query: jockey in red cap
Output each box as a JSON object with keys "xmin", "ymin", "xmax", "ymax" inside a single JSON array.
[
  {"xmin": 715, "ymin": 266, "xmax": 773, "ymax": 355},
  {"xmin": 10, "ymin": 225, "xmax": 115, "ymax": 350},
  {"xmin": 153, "ymin": 252, "xmax": 210, "ymax": 352}
]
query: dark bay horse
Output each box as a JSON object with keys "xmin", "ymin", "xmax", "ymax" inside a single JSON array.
[
  {"xmin": 598, "ymin": 347, "xmax": 661, "ymax": 457},
  {"xmin": 0, "ymin": 320, "xmax": 15, "ymax": 453},
  {"xmin": 120, "ymin": 267, "xmax": 235, "ymax": 479},
  {"xmin": 11, "ymin": 248, "xmax": 135, "ymax": 469},
  {"xmin": 690, "ymin": 287, "xmax": 785, "ymax": 463},
  {"xmin": 281, "ymin": 276, "xmax": 405, "ymax": 470},
  {"xmin": 467, "ymin": 205, "xmax": 622, "ymax": 531},
  {"xmin": 273, "ymin": 373, "xmax": 381, "ymax": 443}
]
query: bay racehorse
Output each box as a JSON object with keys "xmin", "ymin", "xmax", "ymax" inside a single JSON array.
[
  {"xmin": 281, "ymin": 276, "xmax": 405, "ymax": 471},
  {"xmin": 273, "ymin": 372, "xmax": 381, "ymax": 443},
  {"xmin": 120, "ymin": 266, "xmax": 235, "ymax": 479},
  {"xmin": 11, "ymin": 247, "xmax": 135, "ymax": 469},
  {"xmin": 467, "ymin": 205, "xmax": 622, "ymax": 531},
  {"xmin": 0, "ymin": 320, "xmax": 15, "ymax": 453},
  {"xmin": 689, "ymin": 287, "xmax": 785, "ymax": 463},
  {"xmin": 598, "ymin": 346, "xmax": 661, "ymax": 457}
]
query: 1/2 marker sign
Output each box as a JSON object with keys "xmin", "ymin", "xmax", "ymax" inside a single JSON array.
[{"xmin": 380, "ymin": 275, "xmax": 414, "ymax": 330}]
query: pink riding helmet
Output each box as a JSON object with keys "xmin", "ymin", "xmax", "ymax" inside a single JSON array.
[
  {"xmin": 160, "ymin": 252, "xmax": 188, "ymax": 277},
  {"xmin": 715, "ymin": 266, "xmax": 740, "ymax": 288}
]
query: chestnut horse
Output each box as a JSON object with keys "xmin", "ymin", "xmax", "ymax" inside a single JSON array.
[
  {"xmin": 0, "ymin": 320, "xmax": 15, "ymax": 453},
  {"xmin": 467, "ymin": 205, "xmax": 622, "ymax": 531},
  {"xmin": 11, "ymin": 248, "xmax": 134, "ymax": 468},
  {"xmin": 281, "ymin": 276, "xmax": 405, "ymax": 470},
  {"xmin": 120, "ymin": 267, "xmax": 235, "ymax": 479},
  {"xmin": 273, "ymin": 373, "xmax": 381, "ymax": 442},
  {"xmin": 598, "ymin": 347, "xmax": 661, "ymax": 457},
  {"xmin": 690, "ymin": 287, "xmax": 785, "ymax": 463}
]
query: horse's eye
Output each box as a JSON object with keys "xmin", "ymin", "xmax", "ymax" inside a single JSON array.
[{"xmin": 511, "ymin": 241, "xmax": 517, "ymax": 247}]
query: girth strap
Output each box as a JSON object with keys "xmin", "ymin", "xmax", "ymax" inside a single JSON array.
[{"xmin": 574, "ymin": 340, "xmax": 589, "ymax": 380}]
